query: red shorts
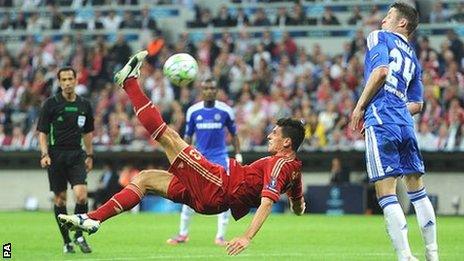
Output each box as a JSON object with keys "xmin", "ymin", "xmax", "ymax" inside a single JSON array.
[{"xmin": 167, "ymin": 146, "xmax": 229, "ymax": 215}]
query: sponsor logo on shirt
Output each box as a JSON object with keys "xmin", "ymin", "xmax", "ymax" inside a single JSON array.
[{"xmin": 196, "ymin": 122, "xmax": 222, "ymax": 129}]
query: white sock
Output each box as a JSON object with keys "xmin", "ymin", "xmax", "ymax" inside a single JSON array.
[
  {"xmin": 379, "ymin": 195, "xmax": 412, "ymax": 260},
  {"xmin": 408, "ymin": 188, "xmax": 438, "ymax": 253},
  {"xmin": 179, "ymin": 204, "xmax": 194, "ymax": 236},
  {"xmin": 216, "ymin": 209, "xmax": 230, "ymax": 239}
]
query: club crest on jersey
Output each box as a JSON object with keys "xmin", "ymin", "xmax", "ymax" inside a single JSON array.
[
  {"xmin": 77, "ymin": 115, "xmax": 86, "ymax": 128},
  {"xmin": 214, "ymin": 113, "xmax": 221, "ymax": 121}
]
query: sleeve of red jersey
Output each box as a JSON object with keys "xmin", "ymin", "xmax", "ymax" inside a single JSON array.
[{"xmin": 261, "ymin": 158, "xmax": 296, "ymax": 202}]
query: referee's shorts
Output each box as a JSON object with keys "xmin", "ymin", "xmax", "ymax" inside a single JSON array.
[{"xmin": 48, "ymin": 149, "xmax": 88, "ymax": 193}]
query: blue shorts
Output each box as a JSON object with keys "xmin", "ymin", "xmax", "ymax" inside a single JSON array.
[{"xmin": 364, "ymin": 124, "xmax": 425, "ymax": 182}]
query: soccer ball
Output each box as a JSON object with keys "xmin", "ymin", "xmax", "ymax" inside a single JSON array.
[{"xmin": 163, "ymin": 53, "xmax": 198, "ymax": 87}]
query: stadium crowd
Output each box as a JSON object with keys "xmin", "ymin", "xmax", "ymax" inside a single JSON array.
[{"xmin": 0, "ymin": 2, "xmax": 464, "ymax": 152}]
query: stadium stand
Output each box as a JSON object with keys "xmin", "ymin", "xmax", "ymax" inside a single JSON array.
[{"xmin": 0, "ymin": 0, "xmax": 463, "ymax": 154}]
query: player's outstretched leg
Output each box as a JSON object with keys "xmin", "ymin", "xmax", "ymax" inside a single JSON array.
[
  {"xmin": 59, "ymin": 170, "xmax": 173, "ymax": 234},
  {"xmin": 404, "ymin": 175, "xmax": 438, "ymax": 261},
  {"xmin": 167, "ymin": 205, "xmax": 193, "ymax": 245},
  {"xmin": 115, "ymin": 50, "xmax": 188, "ymax": 163},
  {"xmin": 375, "ymin": 178, "xmax": 416, "ymax": 261}
]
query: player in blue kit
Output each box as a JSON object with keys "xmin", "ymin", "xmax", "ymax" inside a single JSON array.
[
  {"xmin": 351, "ymin": 3, "xmax": 438, "ymax": 261},
  {"xmin": 167, "ymin": 77, "xmax": 242, "ymax": 246}
]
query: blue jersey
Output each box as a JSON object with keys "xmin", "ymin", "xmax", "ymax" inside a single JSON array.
[
  {"xmin": 185, "ymin": 101, "xmax": 237, "ymax": 161},
  {"xmin": 363, "ymin": 30, "xmax": 423, "ymax": 127}
]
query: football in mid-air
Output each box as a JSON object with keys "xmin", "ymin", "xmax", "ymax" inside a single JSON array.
[{"xmin": 163, "ymin": 53, "xmax": 198, "ymax": 87}]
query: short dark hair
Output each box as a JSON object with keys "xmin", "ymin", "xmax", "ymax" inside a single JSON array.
[
  {"xmin": 201, "ymin": 77, "xmax": 217, "ymax": 86},
  {"xmin": 391, "ymin": 2, "xmax": 419, "ymax": 35},
  {"xmin": 57, "ymin": 67, "xmax": 76, "ymax": 80},
  {"xmin": 276, "ymin": 118, "xmax": 305, "ymax": 152}
]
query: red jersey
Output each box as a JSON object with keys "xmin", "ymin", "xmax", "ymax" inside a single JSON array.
[{"xmin": 226, "ymin": 155, "xmax": 303, "ymax": 220}]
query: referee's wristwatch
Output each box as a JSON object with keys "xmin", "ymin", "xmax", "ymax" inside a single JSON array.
[{"xmin": 86, "ymin": 154, "xmax": 94, "ymax": 159}]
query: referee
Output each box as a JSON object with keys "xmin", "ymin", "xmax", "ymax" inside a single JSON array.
[{"xmin": 38, "ymin": 67, "xmax": 94, "ymax": 254}]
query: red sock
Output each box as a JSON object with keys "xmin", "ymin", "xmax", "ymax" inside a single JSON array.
[
  {"xmin": 123, "ymin": 77, "xmax": 167, "ymax": 140},
  {"xmin": 88, "ymin": 184, "xmax": 143, "ymax": 222}
]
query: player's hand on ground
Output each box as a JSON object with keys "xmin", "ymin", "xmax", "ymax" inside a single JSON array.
[
  {"xmin": 350, "ymin": 106, "xmax": 365, "ymax": 132},
  {"xmin": 85, "ymin": 157, "xmax": 93, "ymax": 172},
  {"xmin": 226, "ymin": 236, "xmax": 250, "ymax": 256},
  {"xmin": 40, "ymin": 155, "xmax": 51, "ymax": 168}
]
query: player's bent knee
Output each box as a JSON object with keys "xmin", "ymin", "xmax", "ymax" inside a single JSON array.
[
  {"xmin": 133, "ymin": 169, "xmax": 171, "ymax": 197},
  {"xmin": 374, "ymin": 177, "xmax": 397, "ymax": 198},
  {"xmin": 132, "ymin": 170, "xmax": 152, "ymax": 189},
  {"xmin": 404, "ymin": 173, "xmax": 424, "ymax": 191}
]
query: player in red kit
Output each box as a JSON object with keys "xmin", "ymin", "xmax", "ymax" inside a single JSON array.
[{"xmin": 58, "ymin": 50, "xmax": 306, "ymax": 256}]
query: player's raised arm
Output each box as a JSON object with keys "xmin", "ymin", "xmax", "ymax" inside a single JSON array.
[{"xmin": 226, "ymin": 197, "xmax": 274, "ymax": 256}]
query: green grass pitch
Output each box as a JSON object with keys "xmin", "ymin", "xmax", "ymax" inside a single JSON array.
[{"xmin": 1, "ymin": 212, "xmax": 463, "ymax": 260}]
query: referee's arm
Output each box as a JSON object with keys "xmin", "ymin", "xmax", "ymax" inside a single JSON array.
[
  {"xmin": 38, "ymin": 132, "xmax": 51, "ymax": 168},
  {"xmin": 83, "ymin": 132, "xmax": 93, "ymax": 172}
]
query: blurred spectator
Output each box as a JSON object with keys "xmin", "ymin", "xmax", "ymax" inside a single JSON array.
[
  {"xmin": 262, "ymin": 30, "xmax": 276, "ymax": 55},
  {"xmin": 26, "ymin": 13, "xmax": 46, "ymax": 32},
  {"xmin": 253, "ymin": 8, "xmax": 271, "ymax": 26},
  {"xmin": 9, "ymin": 125, "xmax": 25, "ymax": 149},
  {"xmin": 417, "ymin": 122, "xmax": 438, "ymax": 151},
  {"xmin": 50, "ymin": 5, "xmax": 64, "ymax": 30},
  {"xmin": 0, "ymin": 15, "xmax": 12, "ymax": 30},
  {"xmin": 230, "ymin": 57, "xmax": 252, "ymax": 98},
  {"xmin": 429, "ymin": 1, "xmax": 450, "ymax": 23},
  {"xmin": 305, "ymin": 112, "xmax": 327, "ymax": 149},
  {"xmin": 109, "ymin": 35, "xmax": 132, "ymax": 70},
  {"xmin": 233, "ymin": 8, "xmax": 250, "ymax": 27},
  {"xmin": 87, "ymin": 11, "xmax": 104, "ymax": 30},
  {"xmin": 0, "ymin": 0, "xmax": 13, "ymax": 7},
  {"xmin": 22, "ymin": 0, "xmax": 41, "ymax": 9},
  {"xmin": 290, "ymin": 4, "xmax": 307, "ymax": 25},
  {"xmin": 329, "ymin": 157, "xmax": 350, "ymax": 185},
  {"xmin": 195, "ymin": 7, "xmax": 213, "ymax": 28},
  {"xmin": 436, "ymin": 123, "xmax": 449, "ymax": 150},
  {"xmin": 120, "ymin": 11, "xmax": 140, "ymax": 29},
  {"xmin": 102, "ymin": 10, "xmax": 122, "ymax": 30},
  {"xmin": 213, "ymin": 5, "xmax": 234, "ymax": 27},
  {"xmin": 347, "ymin": 6, "xmax": 363, "ymax": 25},
  {"xmin": 445, "ymin": 30, "xmax": 464, "ymax": 65},
  {"xmin": 321, "ymin": 6, "xmax": 340, "ymax": 25},
  {"xmin": 12, "ymin": 12, "xmax": 27, "ymax": 30},
  {"xmin": 118, "ymin": 0, "xmax": 138, "ymax": 4},
  {"xmin": 275, "ymin": 7, "xmax": 291, "ymax": 27},
  {"xmin": 139, "ymin": 7, "xmax": 158, "ymax": 31},
  {"xmin": 364, "ymin": 5, "xmax": 382, "ymax": 31},
  {"xmin": 449, "ymin": 2, "xmax": 464, "ymax": 23}
]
